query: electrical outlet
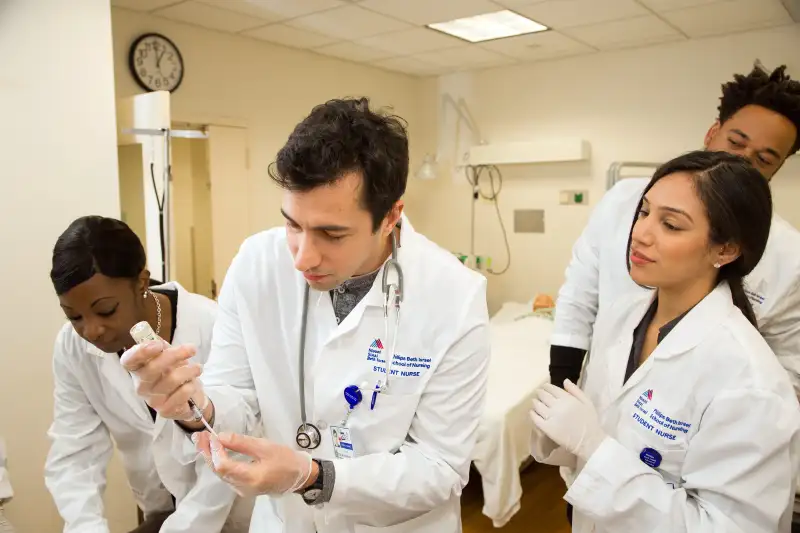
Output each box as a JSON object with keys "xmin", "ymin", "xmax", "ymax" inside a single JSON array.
[{"xmin": 559, "ymin": 190, "xmax": 589, "ymax": 205}]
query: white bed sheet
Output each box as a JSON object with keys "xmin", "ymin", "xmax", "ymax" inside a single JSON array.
[{"xmin": 471, "ymin": 302, "xmax": 553, "ymax": 527}]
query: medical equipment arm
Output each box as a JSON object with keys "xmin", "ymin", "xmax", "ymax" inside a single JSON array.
[
  {"xmin": 44, "ymin": 342, "xmax": 114, "ymax": 533},
  {"xmin": 328, "ymin": 282, "xmax": 490, "ymax": 526},
  {"xmin": 758, "ymin": 279, "xmax": 800, "ymax": 396},
  {"xmin": 566, "ymin": 389, "xmax": 800, "ymax": 532}
]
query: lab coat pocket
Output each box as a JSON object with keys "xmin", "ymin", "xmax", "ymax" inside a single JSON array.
[
  {"xmin": 353, "ymin": 502, "xmax": 458, "ymax": 533},
  {"xmin": 350, "ymin": 391, "xmax": 420, "ymax": 456}
]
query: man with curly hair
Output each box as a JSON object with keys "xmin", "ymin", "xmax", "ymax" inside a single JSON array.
[{"xmin": 548, "ymin": 60, "xmax": 800, "ymax": 525}]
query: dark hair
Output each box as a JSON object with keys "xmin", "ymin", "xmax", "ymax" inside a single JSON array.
[
  {"xmin": 268, "ymin": 97, "xmax": 409, "ymax": 231},
  {"xmin": 50, "ymin": 216, "xmax": 147, "ymax": 295},
  {"xmin": 626, "ymin": 151, "xmax": 772, "ymax": 327},
  {"xmin": 718, "ymin": 62, "xmax": 800, "ymax": 155}
]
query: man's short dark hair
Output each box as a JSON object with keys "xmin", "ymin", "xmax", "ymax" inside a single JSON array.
[
  {"xmin": 269, "ymin": 97, "xmax": 409, "ymax": 231},
  {"xmin": 718, "ymin": 62, "xmax": 800, "ymax": 155}
]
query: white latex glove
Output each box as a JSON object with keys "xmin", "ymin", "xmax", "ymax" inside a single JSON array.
[
  {"xmin": 194, "ymin": 432, "xmax": 313, "ymax": 497},
  {"xmin": 120, "ymin": 342, "xmax": 207, "ymax": 421},
  {"xmin": 530, "ymin": 380, "xmax": 606, "ymax": 462}
]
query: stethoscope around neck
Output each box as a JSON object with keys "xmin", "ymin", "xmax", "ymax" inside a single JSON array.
[{"xmin": 295, "ymin": 227, "xmax": 404, "ymax": 450}]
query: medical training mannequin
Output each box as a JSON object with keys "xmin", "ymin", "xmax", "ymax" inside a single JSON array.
[
  {"xmin": 0, "ymin": 437, "xmax": 15, "ymax": 533},
  {"xmin": 122, "ymin": 97, "xmax": 491, "ymax": 533},
  {"xmin": 549, "ymin": 62, "xmax": 800, "ymax": 392},
  {"xmin": 44, "ymin": 216, "xmax": 253, "ymax": 533},
  {"xmin": 531, "ymin": 151, "xmax": 800, "ymax": 532}
]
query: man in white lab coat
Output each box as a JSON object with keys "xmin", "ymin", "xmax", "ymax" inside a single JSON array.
[
  {"xmin": 123, "ymin": 97, "xmax": 491, "ymax": 532},
  {"xmin": 0, "ymin": 438, "xmax": 15, "ymax": 533},
  {"xmin": 550, "ymin": 62, "xmax": 800, "ymax": 391}
]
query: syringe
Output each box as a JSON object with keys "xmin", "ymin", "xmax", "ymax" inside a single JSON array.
[{"xmin": 129, "ymin": 321, "xmax": 218, "ymax": 438}]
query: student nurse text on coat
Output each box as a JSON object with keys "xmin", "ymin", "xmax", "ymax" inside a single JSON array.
[{"xmin": 122, "ymin": 97, "xmax": 492, "ymax": 533}]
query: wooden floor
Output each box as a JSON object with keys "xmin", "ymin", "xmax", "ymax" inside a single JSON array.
[{"xmin": 461, "ymin": 462, "xmax": 571, "ymax": 533}]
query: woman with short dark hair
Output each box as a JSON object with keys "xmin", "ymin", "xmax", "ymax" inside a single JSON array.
[{"xmin": 44, "ymin": 215, "xmax": 252, "ymax": 533}]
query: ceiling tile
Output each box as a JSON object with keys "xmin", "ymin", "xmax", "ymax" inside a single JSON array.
[
  {"xmin": 153, "ymin": 1, "xmax": 269, "ymax": 32},
  {"xmin": 193, "ymin": 0, "xmax": 345, "ymax": 22},
  {"xmin": 241, "ymin": 23, "xmax": 340, "ymax": 48},
  {"xmin": 411, "ymin": 46, "xmax": 516, "ymax": 69},
  {"xmin": 356, "ymin": 28, "xmax": 467, "ymax": 55},
  {"xmin": 286, "ymin": 4, "xmax": 413, "ymax": 39},
  {"xmin": 372, "ymin": 56, "xmax": 445, "ymax": 76},
  {"xmin": 479, "ymin": 30, "xmax": 596, "ymax": 61},
  {"xmin": 111, "ymin": 0, "xmax": 185, "ymax": 11},
  {"xmin": 313, "ymin": 41, "xmax": 398, "ymax": 62},
  {"xmin": 636, "ymin": 0, "xmax": 730, "ymax": 12},
  {"xmin": 514, "ymin": 0, "xmax": 650, "ymax": 29},
  {"xmin": 661, "ymin": 0, "xmax": 793, "ymax": 38},
  {"xmin": 561, "ymin": 14, "xmax": 684, "ymax": 50},
  {"xmin": 359, "ymin": 0, "xmax": 501, "ymax": 26}
]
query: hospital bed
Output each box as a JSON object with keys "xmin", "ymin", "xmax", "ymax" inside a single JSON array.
[
  {"xmin": 471, "ymin": 299, "xmax": 555, "ymax": 527},
  {"xmin": 470, "ymin": 160, "xmax": 665, "ymax": 527}
]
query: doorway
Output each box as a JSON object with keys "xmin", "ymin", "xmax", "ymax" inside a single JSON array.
[{"xmin": 117, "ymin": 123, "xmax": 215, "ymax": 298}]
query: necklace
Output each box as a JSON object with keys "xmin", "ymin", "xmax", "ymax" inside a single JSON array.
[{"xmin": 151, "ymin": 289, "xmax": 162, "ymax": 337}]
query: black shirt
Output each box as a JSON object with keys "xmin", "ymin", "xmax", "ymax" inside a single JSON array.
[{"xmin": 623, "ymin": 299, "xmax": 689, "ymax": 384}]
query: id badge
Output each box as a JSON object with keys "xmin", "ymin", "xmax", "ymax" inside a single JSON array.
[{"xmin": 330, "ymin": 425, "xmax": 355, "ymax": 459}]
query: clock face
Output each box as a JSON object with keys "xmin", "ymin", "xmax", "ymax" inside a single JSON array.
[{"xmin": 129, "ymin": 33, "xmax": 184, "ymax": 92}]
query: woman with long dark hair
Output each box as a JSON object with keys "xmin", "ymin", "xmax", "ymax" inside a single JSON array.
[
  {"xmin": 531, "ymin": 151, "xmax": 800, "ymax": 532},
  {"xmin": 44, "ymin": 216, "xmax": 252, "ymax": 533}
]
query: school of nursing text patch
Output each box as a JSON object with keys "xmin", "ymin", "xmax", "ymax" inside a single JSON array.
[
  {"xmin": 632, "ymin": 389, "xmax": 692, "ymax": 442},
  {"xmin": 366, "ymin": 338, "xmax": 431, "ymax": 378}
]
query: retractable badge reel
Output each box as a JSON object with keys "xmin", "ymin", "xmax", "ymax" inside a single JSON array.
[{"xmin": 330, "ymin": 383, "xmax": 364, "ymax": 459}]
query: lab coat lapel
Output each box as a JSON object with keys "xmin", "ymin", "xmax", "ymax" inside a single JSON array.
[
  {"xmin": 153, "ymin": 282, "xmax": 203, "ymax": 437},
  {"xmin": 610, "ymin": 282, "xmax": 732, "ymax": 405},
  {"xmin": 91, "ymin": 344, "xmax": 153, "ymax": 425},
  {"xmin": 600, "ymin": 295, "xmax": 653, "ymax": 409}
]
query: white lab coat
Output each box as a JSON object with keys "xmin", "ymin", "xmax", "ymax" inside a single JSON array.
[
  {"xmin": 172, "ymin": 216, "xmax": 490, "ymax": 533},
  {"xmin": 536, "ymin": 281, "xmax": 800, "ymax": 532},
  {"xmin": 552, "ymin": 177, "xmax": 800, "ymax": 391},
  {"xmin": 0, "ymin": 437, "xmax": 11, "ymax": 501},
  {"xmin": 45, "ymin": 282, "xmax": 252, "ymax": 533}
]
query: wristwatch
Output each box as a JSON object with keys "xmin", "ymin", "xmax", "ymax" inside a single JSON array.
[{"xmin": 301, "ymin": 458, "xmax": 324, "ymax": 503}]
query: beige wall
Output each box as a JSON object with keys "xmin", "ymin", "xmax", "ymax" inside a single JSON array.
[
  {"xmin": 111, "ymin": 7, "xmax": 432, "ymax": 239},
  {"xmin": 0, "ymin": 1, "xmax": 121, "ymax": 532},
  {"xmin": 415, "ymin": 24, "xmax": 800, "ymax": 313}
]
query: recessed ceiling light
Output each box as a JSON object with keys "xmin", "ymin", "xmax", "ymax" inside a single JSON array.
[{"xmin": 427, "ymin": 10, "xmax": 548, "ymax": 43}]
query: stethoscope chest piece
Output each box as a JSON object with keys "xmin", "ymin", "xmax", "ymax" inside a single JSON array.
[{"xmin": 296, "ymin": 422, "xmax": 321, "ymax": 450}]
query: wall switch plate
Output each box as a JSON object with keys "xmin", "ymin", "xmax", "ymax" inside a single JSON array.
[
  {"xmin": 514, "ymin": 209, "xmax": 545, "ymax": 233},
  {"xmin": 560, "ymin": 190, "xmax": 589, "ymax": 205}
]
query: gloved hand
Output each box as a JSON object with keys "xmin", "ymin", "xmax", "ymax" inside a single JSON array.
[
  {"xmin": 194, "ymin": 432, "xmax": 313, "ymax": 497},
  {"xmin": 530, "ymin": 380, "xmax": 606, "ymax": 462},
  {"xmin": 120, "ymin": 341, "xmax": 207, "ymax": 421}
]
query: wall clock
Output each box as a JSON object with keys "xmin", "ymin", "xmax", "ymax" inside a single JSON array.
[{"xmin": 128, "ymin": 33, "xmax": 184, "ymax": 92}]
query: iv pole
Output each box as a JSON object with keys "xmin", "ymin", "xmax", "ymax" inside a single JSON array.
[{"xmin": 121, "ymin": 127, "xmax": 209, "ymax": 282}]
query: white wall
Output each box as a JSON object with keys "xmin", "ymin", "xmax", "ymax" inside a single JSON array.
[
  {"xmin": 111, "ymin": 8, "xmax": 432, "ymax": 237},
  {"xmin": 415, "ymin": 24, "xmax": 800, "ymax": 313},
  {"xmin": 0, "ymin": 1, "xmax": 121, "ymax": 532}
]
